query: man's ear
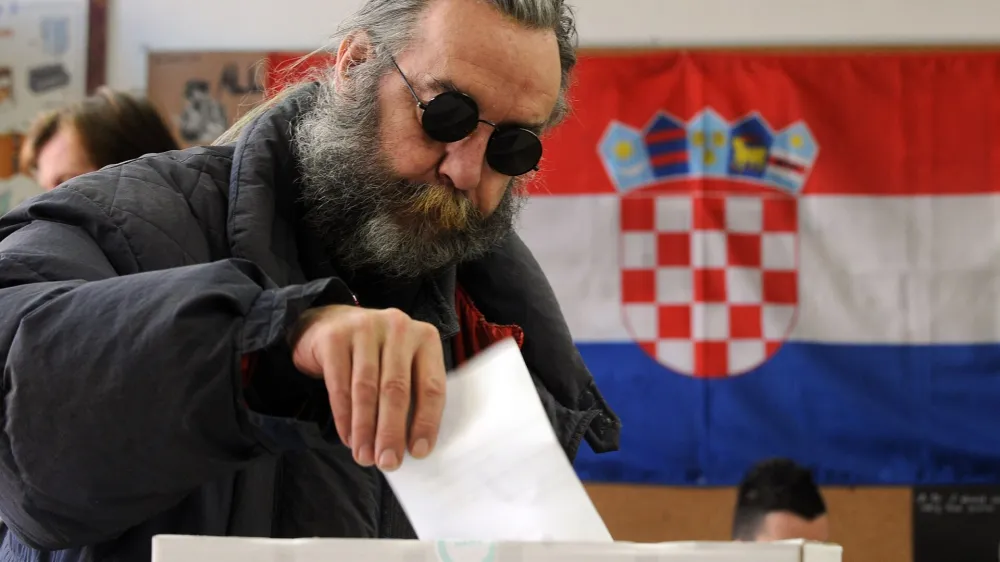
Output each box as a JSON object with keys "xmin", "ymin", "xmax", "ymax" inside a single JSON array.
[{"xmin": 334, "ymin": 31, "xmax": 373, "ymax": 91}]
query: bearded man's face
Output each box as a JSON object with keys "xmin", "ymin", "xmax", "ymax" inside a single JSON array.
[{"xmin": 294, "ymin": 0, "xmax": 561, "ymax": 278}]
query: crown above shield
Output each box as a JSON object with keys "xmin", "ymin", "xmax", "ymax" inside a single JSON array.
[{"xmin": 598, "ymin": 107, "xmax": 818, "ymax": 195}]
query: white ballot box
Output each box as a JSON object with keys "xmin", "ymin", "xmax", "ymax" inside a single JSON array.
[{"xmin": 151, "ymin": 536, "xmax": 843, "ymax": 562}]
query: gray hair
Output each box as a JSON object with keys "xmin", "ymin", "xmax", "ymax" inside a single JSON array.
[{"xmin": 215, "ymin": 0, "xmax": 577, "ymax": 145}]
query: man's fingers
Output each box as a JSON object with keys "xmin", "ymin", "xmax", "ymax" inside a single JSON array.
[
  {"xmin": 374, "ymin": 309, "xmax": 413, "ymax": 471},
  {"xmin": 409, "ymin": 322, "xmax": 446, "ymax": 459},
  {"xmin": 350, "ymin": 322, "xmax": 380, "ymax": 467},
  {"xmin": 300, "ymin": 305, "xmax": 444, "ymax": 469},
  {"xmin": 320, "ymin": 331, "xmax": 353, "ymax": 448}
]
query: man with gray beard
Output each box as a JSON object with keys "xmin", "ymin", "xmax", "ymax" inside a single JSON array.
[{"xmin": 0, "ymin": 0, "xmax": 620, "ymax": 560}]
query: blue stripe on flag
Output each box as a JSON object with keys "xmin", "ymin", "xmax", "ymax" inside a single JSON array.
[{"xmin": 572, "ymin": 342, "xmax": 1000, "ymax": 486}]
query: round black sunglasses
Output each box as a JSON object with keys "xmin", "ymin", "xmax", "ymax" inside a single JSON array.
[{"xmin": 391, "ymin": 58, "xmax": 542, "ymax": 177}]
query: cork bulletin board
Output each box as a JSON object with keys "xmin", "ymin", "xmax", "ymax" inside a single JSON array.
[
  {"xmin": 586, "ymin": 484, "xmax": 911, "ymax": 562},
  {"xmin": 146, "ymin": 51, "xmax": 267, "ymax": 149}
]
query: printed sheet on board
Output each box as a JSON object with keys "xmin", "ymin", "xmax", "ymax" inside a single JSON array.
[
  {"xmin": 0, "ymin": 0, "xmax": 88, "ymax": 213},
  {"xmin": 146, "ymin": 51, "xmax": 268, "ymax": 149}
]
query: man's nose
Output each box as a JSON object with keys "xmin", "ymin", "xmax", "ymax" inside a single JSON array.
[{"xmin": 438, "ymin": 127, "xmax": 490, "ymax": 195}]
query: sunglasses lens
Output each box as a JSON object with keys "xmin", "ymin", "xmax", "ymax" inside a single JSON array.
[
  {"xmin": 421, "ymin": 92, "xmax": 480, "ymax": 143},
  {"xmin": 486, "ymin": 128, "xmax": 543, "ymax": 176}
]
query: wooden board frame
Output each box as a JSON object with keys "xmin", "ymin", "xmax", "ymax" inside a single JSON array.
[{"xmin": 85, "ymin": 0, "xmax": 107, "ymax": 93}]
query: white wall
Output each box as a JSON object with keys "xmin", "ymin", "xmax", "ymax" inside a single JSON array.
[{"xmin": 110, "ymin": 0, "xmax": 1000, "ymax": 92}]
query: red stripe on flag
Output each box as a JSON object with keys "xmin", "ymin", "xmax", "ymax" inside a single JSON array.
[
  {"xmin": 650, "ymin": 152, "xmax": 688, "ymax": 167},
  {"xmin": 645, "ymin": 129, "xmax": 686, "ymax": 144},
  {"xmin": 266, "ymin": 51, "xmax": 337, "ymax": 98},
  {"xmin": 531, "ymin": 50, "xmax": 1000, "ymax": 197}
]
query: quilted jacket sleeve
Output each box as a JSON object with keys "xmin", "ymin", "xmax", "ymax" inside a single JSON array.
[{"xmin": 0, "ymin": 182, "xmax": 350, "ymax": 549}]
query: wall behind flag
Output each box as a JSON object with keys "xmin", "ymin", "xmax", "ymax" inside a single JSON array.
[{"xmin": 110, "ymin": 0, "xmax": 1000, "ymax": 92}]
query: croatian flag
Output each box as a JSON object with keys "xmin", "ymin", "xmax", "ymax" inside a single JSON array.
[{"xmin": 517, "ymin": 51, "xmax": 1000, "ymax": 486}]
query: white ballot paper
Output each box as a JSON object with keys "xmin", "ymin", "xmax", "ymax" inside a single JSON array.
[{"xmin": 383, "ymin": 338, "xmax": 614, "ymax": 542}]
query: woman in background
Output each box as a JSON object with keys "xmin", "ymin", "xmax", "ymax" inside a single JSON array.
[{"xmin": 19, "ymin": 87, "xmax": 179, "ymax": 190}]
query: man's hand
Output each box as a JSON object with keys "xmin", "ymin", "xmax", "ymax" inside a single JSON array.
[{"xmin": 290, "ymin": 305, "xmax": 446, "ymax": 471}]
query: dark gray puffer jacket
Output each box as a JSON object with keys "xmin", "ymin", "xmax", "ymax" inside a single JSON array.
[{"xmin": 0, "ymin": 84, "xmax": 620, "ymax": 562}]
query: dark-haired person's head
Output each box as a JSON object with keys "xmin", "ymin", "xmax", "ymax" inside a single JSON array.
[
  {"xmin": 19, "ymin": 87, "xmax": 179, "ymax": 190},
  {"xmin": 732, "ymin": 458, "xmax": 829, "ymax": 542}
]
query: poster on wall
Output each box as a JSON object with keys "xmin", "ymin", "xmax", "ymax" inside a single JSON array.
[
  {"xmin": 0, "ymin": 0, "xmax": 88, "ymax": 213},
  {"xmin": 913, "ymin": 486, "xmax": 1000, "ymax": 562},
  {"xmin": 146, "ymin": 50, "xmax": 343, "ymax": 150},
  {"xmin": 146, "ymin": 52, "xmax": 268, "ymax": 149}
]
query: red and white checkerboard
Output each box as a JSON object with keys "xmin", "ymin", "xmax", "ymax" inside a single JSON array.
[{"xmin": 619, "ymin": 192, "xmax": 799, "ymax": 377}]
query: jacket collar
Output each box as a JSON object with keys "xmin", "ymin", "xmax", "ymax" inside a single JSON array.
[{"xmin": 227, "ymin": 84, "xmax": 315, "ymax": 287}]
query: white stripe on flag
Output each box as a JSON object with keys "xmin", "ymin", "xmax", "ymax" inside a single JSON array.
[
  {"xmin": 516, "ymin": 194, "xmax": 1000, "ymax": 345},
  {"xmin": 770, "ymin": 149, "xmax": 810, "ymax": 168}
]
